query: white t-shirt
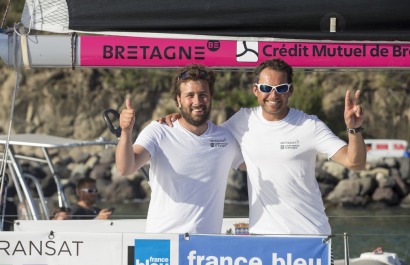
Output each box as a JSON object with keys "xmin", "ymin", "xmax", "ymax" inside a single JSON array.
[
  {"xmin": 223, "ymin": 107, "xmax": 346, "ymax": 235},
  {"xmin": 135, "ymin": 120, "xmax": 243, "ymax": 234}
]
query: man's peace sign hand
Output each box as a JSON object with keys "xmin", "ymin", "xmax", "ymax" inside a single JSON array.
[{"xmin": 344, "ymin": 90, "xmax": 364, "ymax": 129}]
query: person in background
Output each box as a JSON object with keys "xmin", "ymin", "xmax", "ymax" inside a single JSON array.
[
  {"xmin": 70, "ymin": 177, "xmax": 112, "ymax": 220},
  {"xmin": 115, "ymin": 64, "xmax": 244, "ymax": 234},
  {"xmin": 0, "ymin": 198, "xmax": 18, "ymax": 231},
  {"xmin": 50, "ymin": 206, "xmax": 71, "ymax": 220},
  {"xmin": 161, "ymin": 58, "xmax": 366, "ymax": 235}
]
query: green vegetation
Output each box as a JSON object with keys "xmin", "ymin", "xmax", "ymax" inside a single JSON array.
[
  {"xmin": 289, "ymin": 70, "xmax": 325, "ymax": 119},
  {"xmin": 1, "ymin": 0, "xmax": 25, "ymax": 28},
  {"xmin": 213, "ymin": 70, "xmax": 258, "ymax": 111}
]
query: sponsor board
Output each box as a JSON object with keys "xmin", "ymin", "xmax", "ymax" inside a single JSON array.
[
  {"xmin": 365, "ymin": 139, "xmax": 409, "ymax": 161},
  {"xmin": 179, "ymin": 235, "xmax": 331, "ymax": 265},
  {"xmin": 81, "ymin": 36, "xmax": 410, "ymax": 68},
  {"xmin": 1, "ymin": 232, "xmax": 330, "ymax": 265},
  {"xmin": 0, "ymin": 231, "xmax": 121, "ymax": 265}
]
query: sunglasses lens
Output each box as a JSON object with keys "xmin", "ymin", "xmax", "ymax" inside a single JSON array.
[
  {"xmin": 198, "ymin": 70, "xmax": 209, "ymax": 79},
  {"xmin": 276, "ymin": 84, "xmax": 289, "ymax": 93},
  {"xmin": 179, "ymin": 72, "xmax": 188, "ymax": 80},
  {"xmin": 257, "ymin": 84, "xmax": 290, "ymax": 94},
  {"xmin": 259, "ymin": 84, "xmax": 273, "ymax": 93},
  {"xmin": 82, "ymin": 188, "xmax": 98, "ymax": 193}
]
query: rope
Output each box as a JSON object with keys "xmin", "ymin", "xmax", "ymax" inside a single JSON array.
[
  {"xmin": 70, "ymin": 32, "xmax": 77, "ymax": 70},
  {"xmin": 0, "ymin": 0, "xmax": 12, "ymax": 29},
  {"xmin": 21, "ymin": 31, "xmax": 31, "ymax": 69}
]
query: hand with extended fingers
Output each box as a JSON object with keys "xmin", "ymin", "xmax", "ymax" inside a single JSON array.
[
  {"xmin": 157, "ymin": 112, "xmax": 181, "ymax": 127},
  {"xmin": 344, "ymin": 90, "xmax": 364, "ymax": 129},
  {"xmin": 120, "ymin": 98, "xmax": 135, "ymax": 133}
]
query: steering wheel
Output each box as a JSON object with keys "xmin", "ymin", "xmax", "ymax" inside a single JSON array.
[
  {"xmin": 101, "ymin": 109, "xmax": 121, "ymax": 138},
  {"xmin": 101, "ymin": 108, "xmax": 149, "ymax": 180}
]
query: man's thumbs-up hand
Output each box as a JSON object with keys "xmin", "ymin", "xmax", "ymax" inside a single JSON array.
[{"xmin": 119, "ymin": 98, "xmax": 135, "ymax": 133}]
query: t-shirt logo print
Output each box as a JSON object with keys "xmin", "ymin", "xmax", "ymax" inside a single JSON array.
[
  {"xmin": 280, "ymin": 140, "xmax": 300, "ymax": 150},
  {"xmin": 209, "ymin": 138, "xmax": 228, "ymax": 148}
]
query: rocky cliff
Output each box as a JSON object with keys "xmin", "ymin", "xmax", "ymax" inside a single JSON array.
[
  {"xmin": 2, "ymin": 66, "xmax": 410, "ymax": 141},
  {"xmin": 1, "ymin": 65, "xmax": 410, "ymax": 209}
]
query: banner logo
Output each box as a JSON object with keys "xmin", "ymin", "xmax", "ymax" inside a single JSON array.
[
  {"xmin": 207, "ymin": 40, "xmax": 221, "ymax": 52},
  {"xmin": 236, "ymin": 41, "xmax": 258, "ymax": 62},
  {"xmin": 134, "ymin": 239, "xmax": 170, "ymax": 265}
]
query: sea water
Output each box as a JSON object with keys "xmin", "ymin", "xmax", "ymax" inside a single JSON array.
[
  {"xmin": 326, "ymin": 207, "xmax": 410, "ymax": 263},
  {"xmin": 102, "ymin": 201, "xmax": 410, "ymax": 263}
]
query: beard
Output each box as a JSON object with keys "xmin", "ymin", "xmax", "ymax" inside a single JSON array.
[{"xmin": 180, "ymin": 103, "xmax": 211, "ymax": 126}]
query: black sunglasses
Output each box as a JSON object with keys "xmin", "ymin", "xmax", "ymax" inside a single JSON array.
[
  {"xmin": 254, "ymin": 83, "xmax": 292, "ymax": 94},
  {"xmin": 178, "ymin": 69, "xmax": 210, "ymax": 80},
  {"xmin": 80, "ymin": 188, "xmax": 98, "ymax": 194}
]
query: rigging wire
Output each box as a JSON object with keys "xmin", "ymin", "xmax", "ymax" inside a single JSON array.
[
  {"xmin": 0, "ymin": 23, "xmax": 23, "ymax": 230},
  {"xmin": 0, "ymin": 174, "xmax": 9, "ymax": 231},
  {"xmin": 0, "ymin": 0, "xmax": 12, "ymax": 29}
]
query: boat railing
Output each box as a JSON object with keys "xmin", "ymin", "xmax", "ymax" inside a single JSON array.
[
  {"xmin": 0, "ymin": 134, "xmax": 117, "ymax": 224},
  {"xmin": 0, "ymin": 146, "xmax": 64, "ymax": 220},
  {"xmin": 1, "ymin": 148, "xmax": 43, "ymax": 220},
  {"xmin": 21, "ymin": 172, "xmax": 50, "ymax": 219}
]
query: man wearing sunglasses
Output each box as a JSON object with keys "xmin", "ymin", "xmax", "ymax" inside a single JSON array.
[
  {"xmin": 161, "ymin": 58, "xmax": 366, "ymax": 236},
  {"xmin": 222, "ymin": 58, "xmax": 366, "ymax": 235},
  {"xmin": 71, "ymin": 177, "xmax": 113, "ymax": 220},
  {"xmin": 116, "ymin": 64, "xmax": 244, "ymax": 234}
]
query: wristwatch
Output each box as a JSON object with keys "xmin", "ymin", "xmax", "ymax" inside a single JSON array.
[{"xmin": 347, "ymin": 127, "xmax": 364, "ymax": 134}]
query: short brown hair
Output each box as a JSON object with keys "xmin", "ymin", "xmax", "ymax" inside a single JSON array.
[
  {"xmin": 171, "ymin": 64, "xmax": 216, "ymax": 106},
  {"xmin": 76, "ymin": 177, "xmax": 96, "ymax": 191},
  {"xmin": 50, "ymin": 206, "xmax": 71, "ymax": 220},
  {"xmin": 254, "ymin": 58, "xmax": 293, "ymax": 84}
]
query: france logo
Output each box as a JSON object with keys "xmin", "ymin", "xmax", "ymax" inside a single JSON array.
[{"xmin": 134, "ymin": 239, "xmax": 170, "ymax": 265}]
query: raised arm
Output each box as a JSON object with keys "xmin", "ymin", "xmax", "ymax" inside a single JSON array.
[
  {"xmin": 115, "ymin": 99, "xmax": 150, "ymax": 176},
  {"xmin": 331, "ymin": 90, "xmax": 367, "ymax": 171}
]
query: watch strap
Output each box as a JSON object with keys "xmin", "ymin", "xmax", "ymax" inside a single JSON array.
[{"xmin": 347, "ymin": 127, "xmax": 364, "ymax": 134}]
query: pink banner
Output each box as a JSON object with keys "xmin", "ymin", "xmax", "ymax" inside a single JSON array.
[{"xmin": 80, "ymin": 36, "xmax": 410, "ymax": 68}]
